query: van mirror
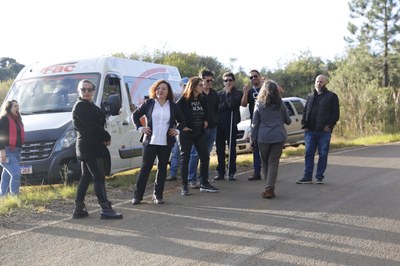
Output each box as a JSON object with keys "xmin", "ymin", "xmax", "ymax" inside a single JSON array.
[{"xmin": 103, "ymin": 94, "xmax": 121, "ymax": 116}]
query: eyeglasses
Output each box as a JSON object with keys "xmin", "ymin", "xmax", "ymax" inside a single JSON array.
[
  {"xmin": 249, "ymin": 75, "xmax": 259, "ymax": 80},
  {"xmin": 80, "ymin": 88, "xmax": 95, "ymax": 93},
  {"xmin": 205, "ymin": 79, "xmax": 214, "ymax": 83},
  {"xmin": 223, "ymin": 79, "xmax": 233, "ymax": 82}
]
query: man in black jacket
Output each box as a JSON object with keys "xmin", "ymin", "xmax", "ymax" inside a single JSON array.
[
  {"xmin": 214, "ymin": 72, "xmax": 243, "ymax": 181},
  {"xmin": 297, "ymin": 75, "xmax": 340, "ymax": 184}
]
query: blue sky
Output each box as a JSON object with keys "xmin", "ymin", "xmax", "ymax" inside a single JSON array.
[{"xmin": 2, "ymin": 0, "xmax": 350, "ymax": 71}]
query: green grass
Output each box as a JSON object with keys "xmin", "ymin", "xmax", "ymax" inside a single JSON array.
[{"xmin": 1, "ymin": 133, "xmax": 399, "ymax": 216}]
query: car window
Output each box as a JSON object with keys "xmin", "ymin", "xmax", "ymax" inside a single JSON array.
[
  {"xmin": 291, "ymin": 100, "xmax": 305, "ymax": 115},
  {"xmin": 284, "ymin": 101, "xmax": 295, "ymax": 116}
]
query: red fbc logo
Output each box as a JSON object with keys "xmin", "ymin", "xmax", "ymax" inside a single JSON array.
[{"xmin": 41, "ymin": 64, "xmax": 76, "ymax": 75}]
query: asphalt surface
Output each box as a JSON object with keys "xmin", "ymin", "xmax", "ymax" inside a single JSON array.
[{"xmin": 1, "ymin": 143, "xmax": 400, "ymax": 265}]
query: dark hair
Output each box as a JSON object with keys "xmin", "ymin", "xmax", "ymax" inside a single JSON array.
[
  {"xmin": 148, "ymin": 80, "xmax": 174, "ymax": 101},
  {"xmin": 249, "ymin": 69, "xmax": 260, "ymax": 76},
  {"xmin": 222, "ymin": 72, "xmax": 235, "ymax": 81},
  {"xmin": 182, "ymin": 76, "xmax": 203, "ymax": 100},
  {"xmin": 0, "ymin": 100, "xmax": 23, "ymax": 123},
  {"xmin": 77, "ymin": 79, "xmax": 95, "ymax": 90},
  {"xmin": 258, "ymin": 80, "xmax": 282, "ymax": 107},
  {"xmin": 200, "ymin": 69, "xmax": 214, "ymax": 79}
]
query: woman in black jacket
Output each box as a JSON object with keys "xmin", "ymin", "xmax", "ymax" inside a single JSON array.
[
  {"xmin": 0, "ymin": 100, "xmax": 25, "ymax": 197},
  {"xmin": 177, "ymin": 76, "xmax": 218, "ymax": 196},
  {"xmin": 132, "ymin": 80, "xmax": 185, "ymax": 204},
  {"xmin": 72, "ymin": 79, "xmax": 122, "ymax": 219}
]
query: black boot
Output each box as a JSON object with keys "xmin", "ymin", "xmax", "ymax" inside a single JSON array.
[
  {"xmin": 99, "ymin": 201, "xmax": 123, "ymax": 219},
  {"xmin": 73, "ymin": 201, "xmax": 89, "ymax": 219}
]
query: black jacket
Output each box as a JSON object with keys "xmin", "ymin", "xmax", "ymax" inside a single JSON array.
[
  {"xmin": 202, "ymin": 89, "xmax": 219, "ymax": 129},
  {"xmin": 302, "ymin": 88, "xmax": 340, "ymax": 132},
  {"xmin": 72, "ymin": 97, "xmax": 111, "ymax": 161},
  {"xmin": 176, "ymin": 96, "xmax": 208, "ymax": 135},
  {"xmin": 217, "ymin": 87, "xmax": 243, "ymax": 125},
  {"xmin": 133, "ymin": 99, "xmax": 185, "ymax": 147}
]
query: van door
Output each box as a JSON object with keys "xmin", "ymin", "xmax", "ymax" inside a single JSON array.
[{"xmin": 101, "ymin": 74, "xmax": 135, "ymax": 173}]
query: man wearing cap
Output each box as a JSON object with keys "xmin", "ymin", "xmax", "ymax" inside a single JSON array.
[{"xmin": 166, "ymin": 77, "xmax": 189, "ymax": 181}]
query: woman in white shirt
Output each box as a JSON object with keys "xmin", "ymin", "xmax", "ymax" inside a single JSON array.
[{"xmin": 132, "ymin": 80, "xmax": 185, "ymax": 204}]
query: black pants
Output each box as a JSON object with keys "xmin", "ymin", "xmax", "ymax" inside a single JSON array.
[
  {"xmin": 76, "ymin": 158, "xmax": 108, "ymax": 203},
  {"xmin": 216, "ymin": 123, "xmax": 237, "ymax": 176},
  {"xmin": 180, "ymin": 131, "xmax": 209, "ymax": 186},
  {"xmin": 134, "ymin": 144, "xmax": 172, "ymax": 200}
]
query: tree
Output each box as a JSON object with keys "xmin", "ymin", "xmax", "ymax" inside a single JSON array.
[
  {"xmin": 346, "ymin": 0, "xmax": 400, "ymax": 87},
  {"xmin": 0, "ymin": 57, "xmax": 25, "ymax": 82},
  {"xmin": 330, "ymin": 46, "xmax": 397, "ymax": 136},
  {"xmin": 112, "ymin": 50, "xmax": 228, "ymax": 90},
  {"xmin": 265, "ymin": 51, "xmax": 331, "ymax": 98}
]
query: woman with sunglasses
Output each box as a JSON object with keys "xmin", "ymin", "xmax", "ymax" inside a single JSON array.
[
  {"xmin": 177, "ymin": 76, "xmax": 218, "ymax": 195},
  {"xmin": 72, "ymin": 79, "xmax": 122, "ymax": 219}
]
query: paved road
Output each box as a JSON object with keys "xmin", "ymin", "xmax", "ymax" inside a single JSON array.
[{"xmin": 1, "ymin": 143, "xmax": 400, "ymax": 265}]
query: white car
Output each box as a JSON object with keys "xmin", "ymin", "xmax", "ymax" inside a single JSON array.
[{"xmin": 236, "ymin": 97, "xmax": 307, "ymax": 154}]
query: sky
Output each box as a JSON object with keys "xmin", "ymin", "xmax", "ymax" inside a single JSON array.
[{"xmin": 2, "ymin": 0, "xmax": 351, "ymax": 72}]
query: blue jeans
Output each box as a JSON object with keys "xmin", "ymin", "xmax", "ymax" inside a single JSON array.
[
  {"xmin": 188, "ymin": 128, "xmax": 217, "ymax": 182},
  {"xmin": 169, "ymin": 141, "xmax": 180, "ymax": 177},
  {"xmin": 304, "ymin": 130, "xmax": 331, "ymax": 180},
  {"xmin": 0, "ymin": 147, "xmax": 22, "ymax": 197}
]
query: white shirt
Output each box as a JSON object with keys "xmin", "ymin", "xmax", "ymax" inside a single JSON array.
[{"xmin": 149, "ymin": 100, "xmax": 170, "ymax": 145}]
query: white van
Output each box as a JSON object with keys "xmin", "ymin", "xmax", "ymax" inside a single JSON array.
[{"xmin": 2, "ymin": 57, "xmax": 182, "ymax": 184}]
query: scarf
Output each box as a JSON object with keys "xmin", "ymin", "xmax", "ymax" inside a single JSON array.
[{"xmin": 8, "ymin": 114, "xmax": 25, "ymax": 149}]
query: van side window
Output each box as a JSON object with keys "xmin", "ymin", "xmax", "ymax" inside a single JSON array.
[
  {"xmin": 284, "ymin": 101, "xmax": 295, "ymax": 116},
  {"xmin": 102, "ymin": 75, "xmax": 122, "ymax": 108},
  {"xmin": 291, "ymin": 100, "xmax": 305, "ymax": 115}
]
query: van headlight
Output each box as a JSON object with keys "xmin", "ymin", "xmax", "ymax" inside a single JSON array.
[{"xmin": 55, "ymin": 130, "xmax": 77, "ymax": 151}]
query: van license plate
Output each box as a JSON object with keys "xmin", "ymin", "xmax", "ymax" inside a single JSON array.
[{"xmin": 21, "ymin": 165, "xmax": 33, "ymax": 174}]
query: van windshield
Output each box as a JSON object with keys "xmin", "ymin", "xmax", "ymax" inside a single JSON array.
[{"xmin": 6, "ymin": 74, "xmax": 100, "ymax": 114}]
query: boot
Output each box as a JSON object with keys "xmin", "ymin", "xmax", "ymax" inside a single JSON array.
[
  {"xmin": 99, "ymin": 201, "xmax": 123, "ymax": 219},
  {"xmin": 73, "ymin": 201, "xmax": 89, "ymax": 219}
]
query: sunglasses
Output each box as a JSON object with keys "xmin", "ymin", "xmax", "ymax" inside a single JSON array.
[
  {"xmin": 223, "ymin": 79, "xmax": 233, "ymax": 82},
  {"xmin": 80, "ymin": 88, "xmax": 95, "ymax": 93},
  {"xmin": 249, "ymin": 75, "xmax": 259, "ymax": 80},
  {"xmin": 205, "ymin": 79, "xmax": 214, "ymax": 83}
]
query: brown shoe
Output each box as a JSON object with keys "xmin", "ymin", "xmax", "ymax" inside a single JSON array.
[{"xmin": 262, "ymin": 188, "xmax": 275, "ymax": 199}]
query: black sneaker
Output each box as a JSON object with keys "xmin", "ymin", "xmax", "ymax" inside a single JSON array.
[
  {"xmin": 248, "ymin": 172, "xmax": 261, "ymax": 181},
  {"xmin": 296, "ymin": 177, "xmax": 313, "ymax": 184},
  {"xmin": 181, "ymin": 186, "xmax": 190, "ymax": 196},
  {"xmin": 315, "ymin": 179, "xmax": 324, "ymax": 184},
  {"xmin": 131, "ymin": 198, "xmax": 141, "ymax": 205},
  {"xmin": 214, "ymin": 175, "xmax": 225, "ymax": 181},
  {"xmin": 228, "ymin": 174, "xmax": 236, "ymax": 181},
  {"xmin": 200, "ymin": 182, "xmax": 219, "ymax": 193}
]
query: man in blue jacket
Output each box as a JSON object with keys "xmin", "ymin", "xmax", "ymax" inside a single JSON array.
[{"xmin": 297, "ymin": 75, "xmax": 340, "ymax": 184}]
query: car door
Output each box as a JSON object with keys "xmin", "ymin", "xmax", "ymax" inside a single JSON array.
[{"xmin": 283, "ymin": 98, "xmax": 305, "ymax": 146}]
